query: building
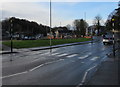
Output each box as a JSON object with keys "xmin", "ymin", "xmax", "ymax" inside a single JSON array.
[{"xmin": 55, "ymin": 28, "xmax": 73, "ymax": 39}]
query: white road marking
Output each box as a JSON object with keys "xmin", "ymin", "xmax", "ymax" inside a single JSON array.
[
  {"xmin": 29, "ymin": 64, "xmax": 44, "ymax": 71},
  {"xmin": 77, "ymin": 65, "xmax": 97, "ymax": 86},
  {"xmin": 66, "ymin": 54, "xmax": 78, "ymax": 58},
  {"xmin": 2, "ymin": 58, "xmax": 66, "ymax": 79},
  {"xmin": 51, "ymin": 53, "xmax": 60, "ymax": 56},
  {"xmin": 57, "ymin": 53, "xmax": 68, "ymax": 57},
  {"xmin": 78, "ymin": 55, "xmax": 89, "ymax": 59},
  {"xmin": 87, "ymin": 65, "xmax": 97, "ymax": 72},
  {"xmin": 30, "ymin": 58, "xmax": 65, "ymax": 71},
  {"xmin": 91, "ymin": 57, "xmax": 99, "ymax": 61},
  {"xmin": 80, "ymin": 71, "xmax": 88, "ymax": 85},
  {"xmin": 2, "ymin": 71, "xmax": 28, "ymax": 79}
]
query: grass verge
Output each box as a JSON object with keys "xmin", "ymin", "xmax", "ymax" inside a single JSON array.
[{"xmin": 2, "ymin": 38, "xmax": 91, "ymax": 49}]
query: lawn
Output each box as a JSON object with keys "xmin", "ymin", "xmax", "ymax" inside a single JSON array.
[{"xmin": 2, "ymin": 38, "xmax": 91, "ymax": 49}]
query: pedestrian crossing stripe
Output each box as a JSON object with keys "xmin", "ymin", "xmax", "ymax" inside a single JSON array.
[
  {"xmin": 57, "ymin": 53, "xmax": 68, "ymax": 57},
  {"xmin": 67, "ymin": 54, "xmax": 78, "ymax": 58}
]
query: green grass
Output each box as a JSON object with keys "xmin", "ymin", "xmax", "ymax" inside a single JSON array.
[{"xmin": 2, "ymin": 38, "xmax": 91, "ymax": 49}]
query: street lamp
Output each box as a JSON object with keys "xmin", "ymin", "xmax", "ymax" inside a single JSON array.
[{"xmin": 50, "ymin": 0, "xmax": 52, "ymax": 53}]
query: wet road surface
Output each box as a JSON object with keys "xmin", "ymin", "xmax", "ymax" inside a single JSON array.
[{"xmin": 2, "ymin": 36, "xmax": 113, "ymax": 85}]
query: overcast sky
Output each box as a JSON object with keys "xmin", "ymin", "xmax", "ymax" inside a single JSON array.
[{"xmin": 0, "ymin": 0, "xmax": 119, "ymax": 27}]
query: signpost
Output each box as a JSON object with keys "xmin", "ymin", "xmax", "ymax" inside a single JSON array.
[{"xmin": 112, "ymin": 18, "xmax": 115, "ymax": 57}]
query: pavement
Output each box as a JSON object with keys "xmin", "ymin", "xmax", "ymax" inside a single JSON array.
[{"xmin": 86, "ymin": 49, "xmax": 120, "ymax": 85}]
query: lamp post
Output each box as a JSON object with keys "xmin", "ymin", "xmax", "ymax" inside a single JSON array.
[{"xmin": 50, "ymin": 0, "xmax": 52, "ymax": 53}]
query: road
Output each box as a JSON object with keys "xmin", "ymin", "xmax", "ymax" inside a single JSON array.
[{"xmin": 2, "ymin": 36, "xmax": 113, "ymax": 85}]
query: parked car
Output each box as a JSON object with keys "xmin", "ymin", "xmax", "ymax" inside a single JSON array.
[{"xmin": 102, "ymin": 32, "xmax": 114, "ymax": 45}]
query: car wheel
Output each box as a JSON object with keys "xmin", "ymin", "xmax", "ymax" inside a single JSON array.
[{"xmin": 103, "ymin": 42, "xmax": 106, "ymax": 45}]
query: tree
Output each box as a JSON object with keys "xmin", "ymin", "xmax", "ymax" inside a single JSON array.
[
  {"xmin": 1, "ymin": 17, "xmax": 50, "ymax": 40},
  {"xmin": 105, "ymin": 2, "xmax": 120, "ymax": 32},
  {"xmin": 66, "ymin": 24, "xmax": 71, "ymax": 30},
  {"xmin": 93, "ymin": 15, "xmax": 102, "ymax": 35},
  {"xmin": 73, "ymin": 19, "xmax": 88, "ymax": 37}
]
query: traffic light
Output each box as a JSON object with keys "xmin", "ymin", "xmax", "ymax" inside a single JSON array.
[{"xmin": 112, "ymin": 18, "xmax": 115, "ymax": 22}]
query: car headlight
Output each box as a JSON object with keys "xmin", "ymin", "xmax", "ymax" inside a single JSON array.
[{"xmin": 103, "ymin": 39, "xmax": 109, "ymax": 42}]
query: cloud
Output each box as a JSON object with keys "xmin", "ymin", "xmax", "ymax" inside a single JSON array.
[
  {"xmin": 1, "ymin": 2, "xmax": 50, "ymax": 25},
  {"xmin": 1, "ymin": 1, "xmax": 117, "ymax": 27},
  {"xmin": 1, "ymin": 2, "xmax": 74, "ymax": 27},
  {"xmin": 1, "ymin": 2, "xmax": 78, "ymax": 27}
]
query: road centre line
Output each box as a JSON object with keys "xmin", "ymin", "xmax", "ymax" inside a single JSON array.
[
  {"xmin": 2, "ymin": 71, "xmax": 28, "ymax": 79},
  {"xmin": 2, "ymin": 58, "xmax": 65, "ymax": 79},
  {"xmin": 29, "ymin": 64, "xmax": 44, "ymax": 71},
  {"xmin": 30, "ymin": 59, "xmax": 63, "ymax": 72}
]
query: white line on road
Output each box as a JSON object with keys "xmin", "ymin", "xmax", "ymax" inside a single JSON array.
[
  {"xmin": 2, "ymin": 57, "xmax": 66, "ymax": 79},
  {"xmin": 90, "ymin": 56, "xmax": 99, "ymax": 61},
  {"xmin": 86, "ymin": 65, "xmax": 97, "ymax": 72},
  {"xmin": 77, "ymin": 65, "xmax": 97, "ymax": 86},
  {"xmin": 66, "ymin": 54, "xmax": 78, "ymax": 58},
  {"xmin": 78, "ymin": 55, "xmax": 89, "ymax": 59},
  {"xmin": 2, "ymin": 71, "xmax": 28, "ymax": 79},
  {"xmin": 57, "ymin": 53, "xmax": 68, "ymax": 57},
  {"xmin": 29, "ymin": 64, "xmax": 44, "ymax": 71}
]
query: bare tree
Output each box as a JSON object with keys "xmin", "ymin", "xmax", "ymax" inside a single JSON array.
[
  {"xmin": 73, "ymin": 19, "xmax": 88, "ymax": 37},
  {"xmin": 93, "ymin": 15, "xmax": 102, "ymax": 35}
]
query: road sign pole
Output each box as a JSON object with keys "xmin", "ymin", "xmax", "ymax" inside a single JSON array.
[
  {"xmin": 112, "ymin": 19, "xmax": 115, "ymax": 57},
  {"xmin": 10, "ymin": 19, "xmax": 13, "ymax": 61}
]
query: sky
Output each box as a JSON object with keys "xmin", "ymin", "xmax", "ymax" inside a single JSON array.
[{"xmin": 0, "ymin": 0, "xmax": 119, "ymax": 28}]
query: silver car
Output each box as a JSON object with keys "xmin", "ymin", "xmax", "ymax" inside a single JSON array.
[{"xmin": 102, "ymin": 32, "xmax": 114, "ymax": 45}]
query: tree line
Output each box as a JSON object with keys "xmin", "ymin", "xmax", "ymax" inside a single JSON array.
[{"xmin": 2, "ymin": 17, "xmax": 50, "ymax": 38}]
